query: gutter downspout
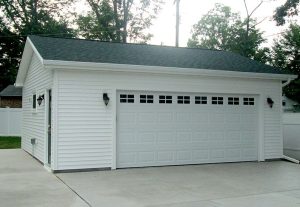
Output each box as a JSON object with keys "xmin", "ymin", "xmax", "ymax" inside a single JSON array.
[
  {"xmin": 283, "ymin": 155, "xmax": 300, "ymax": 164},
  {"xmin": 281, "ymin": 78, "xmax": 300, "ymax": 164},
  {"xmin": 282, "ymin": 78, "xmax": 292, "ymax": 87}
]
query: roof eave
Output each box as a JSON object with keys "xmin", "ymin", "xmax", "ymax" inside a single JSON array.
[{"xmin": 44, "ymin": 59, "xmax": 297, "ymax": 81}]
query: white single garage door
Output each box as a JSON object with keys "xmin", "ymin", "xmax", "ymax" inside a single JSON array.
[{"xmin": 117, "ymin": 91, "xmax": 258, "ymax": 168}]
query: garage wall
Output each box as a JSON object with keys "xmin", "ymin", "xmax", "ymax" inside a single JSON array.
[
  {"xmin": 55, "ymin": 69, "xmax": 283, "ymax": 170},
  {"xmin": 264, "ymin": 85, "xmax": 283, "ymax": 159},
  {"xmin": 22, "ymin": 53, "xmax": 53, "ymax": 162}
]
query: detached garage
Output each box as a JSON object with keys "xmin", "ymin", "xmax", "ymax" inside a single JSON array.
[{"xmin": 16, "ymin": 35, "xmax": 296, "ymax": 171}]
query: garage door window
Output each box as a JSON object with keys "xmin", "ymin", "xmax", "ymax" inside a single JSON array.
[
  {"xmin": 159, "ymin": 95, "xmax": 172, "ymax": 104},
  {"xmin": 177, "ymin": 96, "xmax": 190, "ymax": 104},
  {"xmin": 212, "ymin": 97, "xmax": 223, "ymax": 105},
  {"xmin": 228, "ymin": 97, "xmax": 239, "ymax": 105},
  {"xmin": 195, "ymin": 96, "xmax": 207, "ymax": 104},
  {"xmin": 243, "ymin": 97, "xmax": 255, "ymax": 105},
  {"xmin": 140, "ymin": 95, "xmax": 154, "ymax": 103},
  {"xmin": 120, "ymin": 94, "xmax": 134, "ymax": 103}
]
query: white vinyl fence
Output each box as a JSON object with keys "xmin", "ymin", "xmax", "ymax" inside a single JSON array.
[
  {"xmin": 0, "ymin": 108, "xmax": 22, "ymax": 136},
  {"xmin": 283, "ymin": 113, "xmax": 300, "ymax": 160}
]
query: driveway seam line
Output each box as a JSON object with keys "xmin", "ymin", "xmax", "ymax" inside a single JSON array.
[{"xmin": 55, "ymin": 175, "xmax": 93, "ymax": 207}]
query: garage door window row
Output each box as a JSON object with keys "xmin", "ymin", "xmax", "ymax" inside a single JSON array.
[
  {"xmin": 177, "ymin": 96, "xmax": 190, "ymax": 104},
  {"xmin": 159, "ymin": 95, "xmax": 172, "ymax": 104},
  {"xmin": 119, "ymin": 94, "xmax": 255, "ymax": 106},
  {"xmin": 243, "ymin": 97, "xmax": 255, "ymax": 105},
  {"xmin": 120, "ymin": 94, "xmax": 134, "ymax": 103},
  {"xmin": 140, "ymin": 95, "xmax": 154, "ymax": 103}
]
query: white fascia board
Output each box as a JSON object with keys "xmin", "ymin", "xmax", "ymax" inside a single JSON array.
[
  {"xmin": 44, "ymin": 59, "xmax": 297, "ymax": 81},
  {"xmin": 15, "ymin": 37, "xmax": 44, "ymax": 87}
]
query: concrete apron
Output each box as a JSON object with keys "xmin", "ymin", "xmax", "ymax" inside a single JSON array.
[
  {"xmin": 57, "ymin": 161, "xmax": 300, "ymax": 207},
  {"xmin": 0, "ymin": 149, "xmax": 89, "ymax": 207}
]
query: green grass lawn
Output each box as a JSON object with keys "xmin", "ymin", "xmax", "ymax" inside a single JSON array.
[{"xmin": 0, "ymin": 137, "xmax": 21, "ymax": 149}]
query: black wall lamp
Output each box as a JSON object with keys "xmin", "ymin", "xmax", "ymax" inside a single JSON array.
[
  {"xmin": 37, "ymin": 94, "xmax": 44, "ymax": 106},
  {"xmin": 267, "ymin": 97, "xmax": 274, "ymax": 108},
  {"xmin": 103, "ymin": 93, "xmax": 110, "ymax": 106}
]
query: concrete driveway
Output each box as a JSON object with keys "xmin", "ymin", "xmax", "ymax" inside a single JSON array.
[
  {"xmin": 57, "ymin": 161, "xmax": 300, "ymax": 207},
  {"xmin": 0, "ymin": 149, "xmax": 88, "ymax": 207},
  {"xmin": 1, "ymin": 149, "xmax": 300, "ymax": 207}
]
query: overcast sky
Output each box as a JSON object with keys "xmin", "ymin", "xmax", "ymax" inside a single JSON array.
[
  {"xmin": 75, "ymin": 0, "xmax": 293, "ymax": 47},
  {"xmin": 150, "ymin": 0, "xmax": 288, "ymax": 47}
]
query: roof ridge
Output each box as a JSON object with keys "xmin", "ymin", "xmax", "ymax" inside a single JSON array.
[{"xmin": 28, "ymin": 35, "xmax": 224, "ymax": 52}]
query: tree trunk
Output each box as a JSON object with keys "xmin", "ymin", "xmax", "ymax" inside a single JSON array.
[
  {"xmin": 32, "ymin": 0, "xmax": 38, "ymax": 33},
  {"xmin": 175, "ymin": 0, "xmax": 180, "ymax": 47},
  {"xmin": 122, "ymin": 0, "xmax": 130, "ymax": 43},
  {"xmin": 112, "ymin": 0, "xmax": 121, "ymax": 42}
]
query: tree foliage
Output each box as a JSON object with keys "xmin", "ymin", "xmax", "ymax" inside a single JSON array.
[
  {"xmin": 0, "ymin": 0, "xmax": 76, "ymax": 37},
  {"xmin": 272, "ymin": 24, "xmax": 300, "ymax": 102},
  {"xmin": 77, "ymin": 0, "xmax": 164, "ymax": 43},
  {"xmin": 187, "ymin": 4, "xmax": 267, "ymax": 62},
  {"xmin": 274, "ymin": 0, "xmax": 300, "ymax": 26},
  {"xmin": 0, "ymin": 18, "xmax": 22, "ymax": 90},
  {"xmin": 0, "ymin": 0, "xmax": 76, "ymax": 90},
  {"xmin": 76, "ymin": 0, "xmax": 116, "ymax": 41}
]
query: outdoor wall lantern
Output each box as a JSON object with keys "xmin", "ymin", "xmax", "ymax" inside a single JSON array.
[
  {"xmin": 37, "ymin": 94, "xmax": 44, "ymax": 106},
  {"xmin": 267, "ymin": 97, "xmax": 274, "ymax": 108},
  {"xmin": 103, "ymin": 93, "xmax": 110, "ymax": 106}
]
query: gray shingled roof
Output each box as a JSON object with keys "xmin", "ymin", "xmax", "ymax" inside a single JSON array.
[
  {"xmin": 0, "ymin": 85, "xmax": 22, "ymax": 97},
  {"xmin": 29, "ymin": 35, "xmax": 290, "ymax": 75}
]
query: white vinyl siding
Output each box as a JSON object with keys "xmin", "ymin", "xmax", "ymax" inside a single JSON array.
[
  {"xmin": 22, "ymin": 53, "xmax": 53, "ymax": 162},
  {"xmin": 55, "ymin": 73, "xmax": 113, "ymax": 170},
  {"xmin": 55, "ymin": 70, "xmax": 283, "ymax": 170},
  {"xmin": 264, "ymin": 84, "xmax": 283, "ymax": 159}
]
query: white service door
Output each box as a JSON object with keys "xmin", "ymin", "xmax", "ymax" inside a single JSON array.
[{"xmin": 117, "ymin": 91, "xmax": 258, "ymax": 168}]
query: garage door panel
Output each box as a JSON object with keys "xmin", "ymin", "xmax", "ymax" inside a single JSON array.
[
  {"xmin": 242, "ymin": 148, "xmax": 257, "ymax": 158},
  {"xmin": 210, "ymin": 149, "xmax": 225, "ymax": 159},
  {"xmin": 157, "ymin": 132, "xmax": 174, "ymax": 143},
  {"xmin": 137, "ymin": 112, "xmax": 157, "ymax": 123},
  {"xmin": 225, "ymin": 114, "xmax": 240, "ymax": 123},
  {"xmin": 118, "ymin": 152, "xmax": 137, "ymax": 165},
  {"xmin": 118, "ymin": 132, "xmax": 135, "ymax": 144},
  {"xmin": 157, "ymin": 151, "xmax": 174, "ymax": 162},
  {"xmin": 176, "ymin": 132, "xmax": 192, "ymax": 142},
  {"xmin": 117, "ymin": 91, "xmax": 258, "ymax": 168},
  {"xmin": 138, "ymin": 152, "xmax": 155, "ymax": 162},
  {"xmin": 191, "ymin": 113, "xmax": 209, "ymax": 123},
  {"xmin": 138, "ymin": 132, "xmax": 156, "ymax": 143},
  {"xmin": 175, "ymin": 112, "xmax": 191, "ymax": 122},
  {"xmin": 119, "ymin": 112, "xmax": 136, "ymax": 123},
  {"xmin": 177, "ymin": 151, "xmax": 192, "ymax": 161},
  {"xmin": 209, "ymin": 113, "xmax": 225, "ymax": 123},
  {"xmin": 158, "ymin": 112, "xmax": 173, "ymax": 122},
  {"xmin": 192, "ymin": 132, "xmax": 209, "ymax": 142},
  {"xmin": 225, "ymin": 149, "xmax": 242, "ymax": 158},
  {"xmin": 192, "ymin": 150, "xmax": 210, "ymax": 160}
]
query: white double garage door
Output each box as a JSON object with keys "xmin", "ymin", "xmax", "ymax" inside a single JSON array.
[{"xmin": 117, "ymin": 91, "xmax": 258, "ymax": 168}]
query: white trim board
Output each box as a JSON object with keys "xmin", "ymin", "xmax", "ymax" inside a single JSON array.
[{"xmin": 44, "ymin": 60, "xmax": 297, "ymax": 81}]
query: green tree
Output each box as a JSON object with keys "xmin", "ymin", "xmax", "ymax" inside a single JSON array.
[
  {"xmin": 187, "ymin": 4, "xmax": 267, "ymax": 62},
  {"xmin": 0, "ymin": 18, "xmax": 22, "ymax": 91},
  {"xmin": 0, "ymin": 0, "xmax": 76, "ymax": 90},
  {"xmin": 77, "ymin": 0, "xmax": 164, "ymax": 43},
  {"xmin": 76, "ymin": 0, "xmax": 116, "ymax": 41},
  {"xmin": 274, "ymin": 0, "xmax": 299, "ymax": 26},
  {"xmin": 272, "ymin": 24, "xmax": 300, "ymax": 102}
]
